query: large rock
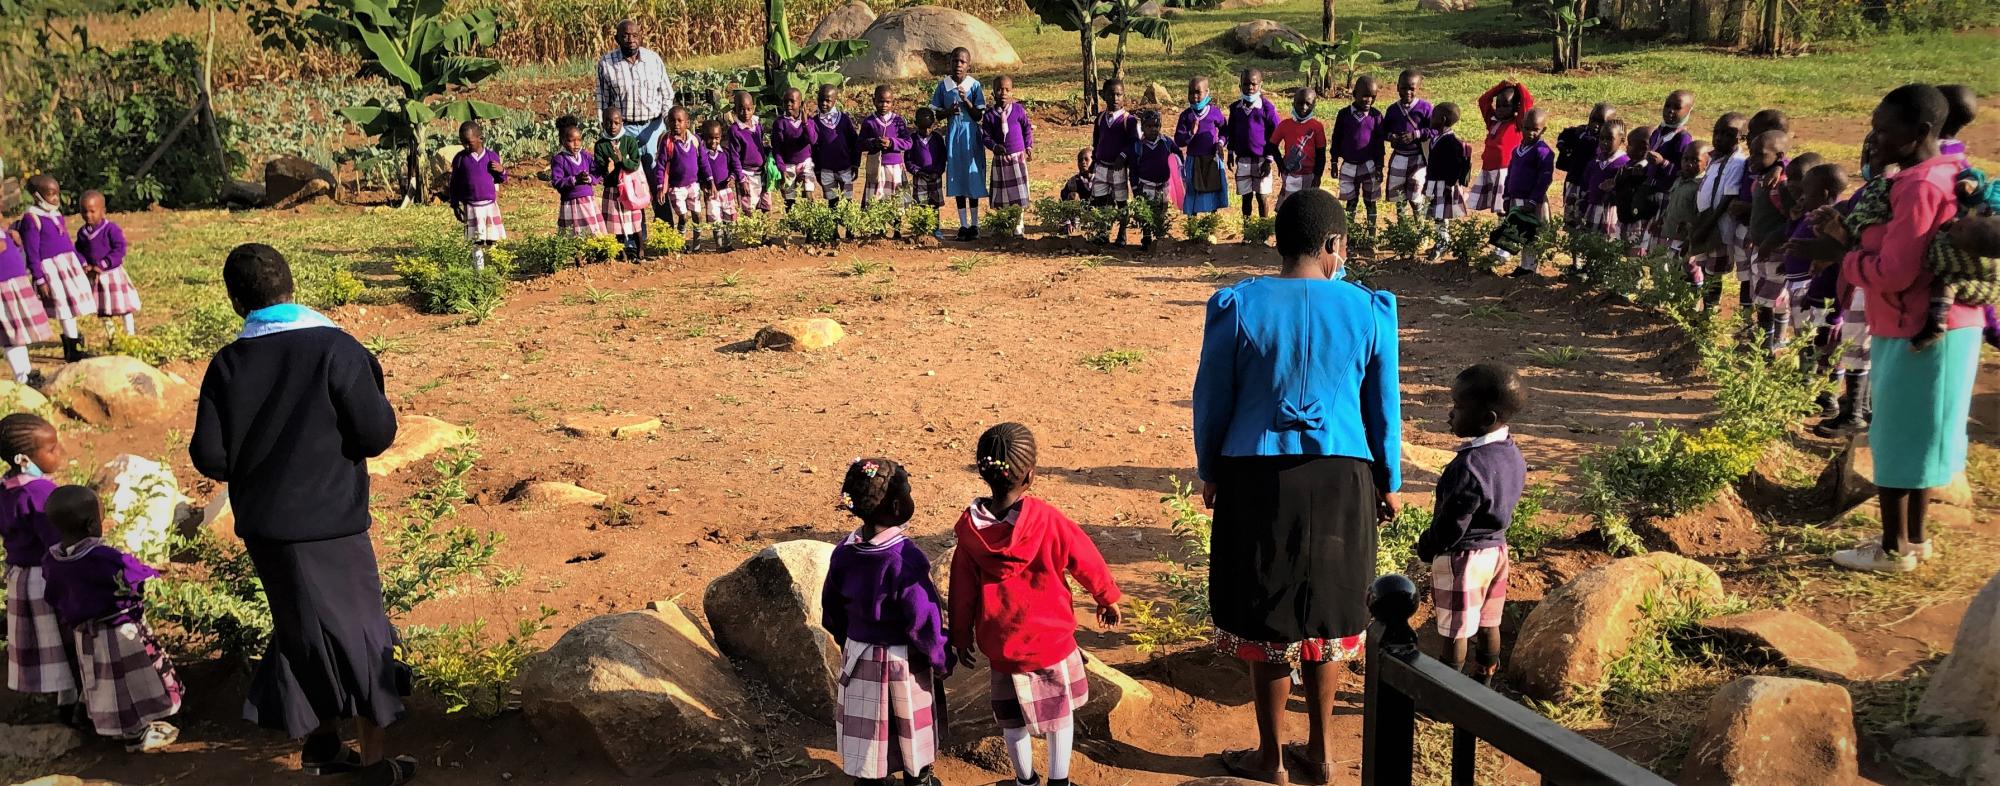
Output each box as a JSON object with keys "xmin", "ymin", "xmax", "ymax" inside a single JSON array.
[
  {"xmin": 368, "ymin": 415, "xmax": 471, "ymax": 476},
  {"xmin": 0, "ymin": 380, "xmax": 50, "ymax": 414},
  {"xmin": 558, "ymin": 412, "xmax": 662, "ymax": 439},
  {"xmin": 1895, "ymin": 736, "xmax": 2000, "ymax": 785},
  {"xmin": 263, "ymin": 155, "xmax": 336, "ymax": 207},
  {"xmin": 754, "ymin": 318, "xmax": 845, "ymax": 351},
  {"xmin": 1914, "ymin": 570, "xmax": 2000, "ymax": 736},
  {"xmin": 703, "ymin": 540, "xmax": 840, "ymax": 719},
  {"xmin": 1680, "ymin": 676, "xmax": 1858, "ymax": 786},
  {"xmin": 199, "ymin": 487, "xmax": 234, "ymax": 540},
  {"xmin": 840, "ymin": 7, "xmax": 1021, "ymax": 81},
  {"xmin": 945, "ymin": 649, "xmax": 1155, "ymax": 756},
  {"xmin": 518, "ymin": 604, "xmax": 756, "ymax": 775},
  {"xmin": 1508, "ymin": 552, "xmax": 1724, "ymax": 700},
  {"xmin": 1418, "ymin": 0, "xmax": 1476, "ymax": 10},
  {"xmin": 43, "ymin": 356, "xmax": 193, "ymax": 427},
  {"xmin": 1698, "ymin": 609, "xmax": 1858, "ymax": 678},
  {"xmin": 1138, "ymin": 82, "xmax": 1174, "ymax": 107},
  {"xmin": 807, "ymin": 0, "xmax": 876, "ymax": 44},
  {"xmin": 90, "ymin": 454, "xmax": 194, "ymax": 565},
  {"xmin": 0, "ymin": 723, "xmax": 84, "ymax": 761},
  {"xmin": 510, "ymin": 481, "xmax": 606, "ymax": 507},
  {"xmin": 1221, "ymin": 20, "xmax": 1305, "ymax": 57}
]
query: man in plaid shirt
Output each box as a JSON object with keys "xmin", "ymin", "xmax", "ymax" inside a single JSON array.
[{"xmin": 596, "ymin": 19, "xmax": 676, "ymax": 170}]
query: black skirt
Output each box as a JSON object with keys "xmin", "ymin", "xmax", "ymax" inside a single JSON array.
[
  {"xmin": 244, "ymin": 532, "xmax": 410, "ymax": 738},
  {"xmin": 1208, "ymin": 455, "xmax": 1379, "ymax": 644}
]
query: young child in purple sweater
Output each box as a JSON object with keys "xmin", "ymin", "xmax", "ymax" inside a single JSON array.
[
  {"xmin": 448, "ymin": 121, "xmax": 508, "ymax": 271},
  {"xmin": 821, "ymin": 457, "xmax": 950, "ymax": 786},
  {"xmin": 42, "ymin": 485, "xmax": 181, "ymax": 751},
  {"xmin": 1416, "ymin": 364, "xmax": 1527, "ymax": 684},
  {"xmin": 75, "ymin": 190, "xmax": 138, "ymax": 338},
  {"xmin": 15, "ymin": 175, "xmax": 96, "ymax": 362},
  {"xmin": 550, "ymin": 116, "xmax": 607, "ymax": 238},
  {"xmin": 813, "ymin": 84, "xmax": 862, "ymax": 211},
  {"xmin": 2, "ymin": 413, "xmax": 79, "ymax": 710}
]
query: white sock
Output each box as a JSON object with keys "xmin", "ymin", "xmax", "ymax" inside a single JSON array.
[
  {"xmin": 1523, "ymin": 248, "xmax": 1540, "ymax": 271},
  {"xmin": 60, "ymin": 317, "xmax": 78, "ymax": 340},
  {"xmin": 958, "ymin": 207, "xmax": 969, "ymax": 228},
  {"xmin": 5, "ymin": 346, "xmax": 29, "ymax": 382},
  {"xmin": 1002, "ymin": 726, "xmax": 1034, "ymax": 782},
  {"xmin": 121, "ymin": 314, "xmax": 135, "ymax": 335},
  {"xmin": 969, "ymin": 205, "xmax": 981, "ymax": 228},
  {"xmin": 472, "ymin": 246, "xmax": 486, "ymax": 271},
  {"xmin": 1047, "ymin": 727, "xmax": 1075, "ymax": 780}
]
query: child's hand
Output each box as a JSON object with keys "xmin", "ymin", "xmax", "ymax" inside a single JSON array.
[
  {"xmin": 954, "ymin": 645, "xmax": 979, "ymax": 669},
  {"xmin": 1096, "ymin": 603, "xmax": 1123, "ymax": 627},
  {"xmin": 1377, "ymin": 491, "xmax": 1403, "ymax": 523},
  {"xmin": 34, "ymin": 281, "xmax": 49, "ymax": 300},
  {"xmin": 1647, "ymin": 151, "xmax": 1667, "ymax": 167}
]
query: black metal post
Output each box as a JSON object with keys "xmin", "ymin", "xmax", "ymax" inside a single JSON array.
[{"xmin": 1363, "ymin": 574, "xmax": 1421, "ymax": 786}]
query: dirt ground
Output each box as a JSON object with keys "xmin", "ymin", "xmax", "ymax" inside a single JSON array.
[{"xmin": 5, "ymin": 123, "xmax": 1995, "ymax": 786}]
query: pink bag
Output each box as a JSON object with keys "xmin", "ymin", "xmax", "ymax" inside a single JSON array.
[
  {"xmin": 1166, "ymin": 154, "xmax": 1186, "ymax": 210},
  {"xmin": 617, "ymin": 168, "xmax": 651, "ymax": 212}
]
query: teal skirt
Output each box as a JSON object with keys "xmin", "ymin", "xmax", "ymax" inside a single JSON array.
[{"xmin": 1868, "ymin": 328, "xmax": 1979, "ymax": 489}]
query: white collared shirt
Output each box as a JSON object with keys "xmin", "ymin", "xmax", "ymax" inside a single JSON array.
[
  {"xmin": 1456, "ymin": 426, "xmax": 1511, "ymax": 452},
  {"xmin": 596, "ymin": 46, "xmax": 675, "ymax": 123}
]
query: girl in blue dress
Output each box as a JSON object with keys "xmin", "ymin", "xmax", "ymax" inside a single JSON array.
[{"xmin": 930, "ymin": 47, "xmax": 988, "ymax": 240}]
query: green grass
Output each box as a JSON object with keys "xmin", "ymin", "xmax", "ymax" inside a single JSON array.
[
  {"xmin": 1525, "ymin": 345, "xmax": 1589, "ymax": 369},
  {"xmin": 1081, "ymin": 348, "xmax": 1146, "ymax": 371}
]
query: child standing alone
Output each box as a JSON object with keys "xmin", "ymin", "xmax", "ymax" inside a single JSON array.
[
  {"xmin": 950, "ymin": 423, "xmax": 1122, "ymax": 786},
  {"xmin": 2, "ymin": 413, "xmax": 79, "ymax": 710},
  {"xmin": 74, "ymin": 191, "xmax": 139, "ymax": 339},
  {"xmin": 448, "ymin": 121, "xmax": 508, "ymax": 271},
  {"xmin": 1416, "ymin": 364, "xmax": 1527, "ymax": 684},
  {"xmin": 42, "ymin": 485, "xmax": 181, "ymax": 752},
  {"xmin": 822, "ymin": 458, "xmax": 949, "ymax": 786}
]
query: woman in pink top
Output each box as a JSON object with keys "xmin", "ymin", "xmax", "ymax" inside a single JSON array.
[{"xmin": 1816, "ymin": 84, "xmax": 1978, "ymax": 574}]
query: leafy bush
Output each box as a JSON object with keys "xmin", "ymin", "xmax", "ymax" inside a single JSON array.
[
  {"xmin": 1699, "ymin": 314, "xmax": 1832, "ymax": 445},
  {"xmin": 1130, "ymin": 198, "xmax": 1176, "ymax": 241},
  {"xmin": 646, "ymin": 221, "xmax": 687, "ymax": 256},
  {"xmin": 395, "ymin": 232, "xmax": 510, "ymax": 316},
  {"xmin": 1132, "ymin": 478, "xmax": 1212, "ymax": 652},
  {"xmin": 1562, "ymin": 229, "xmax": 1639, "ymax": 292},
  {"xmin": 1032, "ymin": 198, "xmax": 1089, "ymax": 237},
  {"xmin": 401, "ymin": 607, "xmax": 555, "ymax": 717},
  {"xmin": 507, "ymin": 234, "xmax": 588, "ymax": 275},
  {"xmin": 1578, "ymin": 424, "xmax": 1759, "ymax": 525},
  {"xmin": 904, "ymin": 205, "xmax": 942, "ymax": 239},
  {"xmin": 1080, "ymin": 205, "xmax": 1125, "ymax": 244},
  {"xmin": 1242, "ymin": 216, "xmax": 1276, "ymax": 246},
  {"xmin": 298, "ymin": 266, "xmax": 367, "ymax": 309},
  {"xmin": 580, "ymin": 235, "xmax": 626, "ymax": 263},
  {"xmin": 1448, "ymin": 214, "xmax": 1503, "ymax": 270},
  {"xmin": 1184, "ymin": 211, "xmax": 1227, "ymax": 242},
  {"xmin": 1378, "ymin": 502, "xmax": 1430, "ymax": 579},
  {"xmin": 730, "ymin": 211, "xmax": 780, "ymax": 247},
  {"xmin": 839, "ymin": 199, "xmax": 903, "ymax": 239},
  {"xmin": 146, "ymin": 533, "xmax": 274, "ymax": 660},
  {"xmin": 1510, "ymin": 483, "xmax": 1562, "ymax": 557},
  {"xmin": 982, "ymin": 206, "xmax": 1026, "ymax": 239},
  {"xmin": 110, "ymin": 300, "xmax": 243, "ymax": 366},
  {"xmin": 1381, "ymin": 212, "xmax": 1434, "ymax": 261},
  {"xmin": 782, "ymin": 199, "xmax": 842, "ymax": 245}
]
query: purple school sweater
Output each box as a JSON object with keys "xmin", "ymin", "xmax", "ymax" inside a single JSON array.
[
  {"xmin": 859, "ymin": 113, "xmax": 913, "ymax": 165},
  {"xmin": 907, "ymin": 131, "xmax": 946, "ymax": 175},
  {"xmin": 769, "ymin": 116, "xmax": 817, "ymax": 166},
  {"xmin": 981, "ymin": 103, "xmax": 1033, "ymax": 156},
  {"xmin": 1783, "ymin": 216, "xmax": 1819, "ymax": 282},
  {"xmin": 1645, "ymin": 126, "xmax": 1694, "ymax": 194},
  {"xmin": 811, "ymin": 111, "xmax": 860, "ymax": 173},
  {"xmin": 656, "ymin": 133, "xmax": 701, "ymax": 189},
  {"xmin": 1414, "ymin": 436, "xmax": 1526, "ymax": 562},
  {"xmin": 728, "ymin": 119, "xmax": 767, "ymax": 172},
  {"xmin": 1383, "ymin": 99, "xmax": 1434, "ymax": 157},
  {"xmin": 1583, "ymin": 153, "xmax": 1629, "ymax": 210},
  {"xmin": 820, "ymin": 529, "xmax": 950, "ymax": 675},
  {"xmin": 1176, "ymin": 104, "xmax": 1225, "ymax": 158},
  {"xmin": 1503, "ymin": 140, "xmax": 1556, "ymax": 204},
  {"xmin": 15, "ymin": 210, "xmax": 75, "ymax": 282},
  {"xmin": 449, "ymin": 148, "xmax": 506, "ymax": 204},
  {"xmin": 1132, "ymin": 137, "xmax": 1179, "ymax": 184},
  {"xmin": 550, "ymin": 151, "xmax": 598, "ymax": 201},
  {"xmin": 0, "ymin": 231, "xmax": 26, "ymax": 281},
  {"xmin": 1332, "ymin": 105, "xmax": 1385, "ymax": 164},
  {"xmin": 1092, "ymin": 110, "xmax": 1140, "ymax": 168},
  {"xmin": 41, "ymin": 537, "xmax": 157, "ymax": 629},
  {"xmin": 75, "ymin": 220, "xmax": 127, "ymax": 271},
  {"xmin": 696, "ymin": 145, "xmax": 739, "ymax": 189},
  {"xmin": 1226, "ymin": 95, "xmax": 1281, "ymax": 158},
  {"xmin": 0, "ymin": 476, "xmax": 58, "ymax": 568}
]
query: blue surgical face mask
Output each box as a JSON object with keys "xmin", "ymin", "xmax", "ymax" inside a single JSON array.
[
  {"xmin": 14, "ymin": 455, "xmax": 43, "ymax": 478},
  {"xmin": 1860, "ymin": 164, "xmax": 1875, "ymax": 180}
]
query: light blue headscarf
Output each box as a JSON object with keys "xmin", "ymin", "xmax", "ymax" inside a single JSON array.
[{"xmin": 239, "ymin": 303, "xmax": 337, "ymax": 340}]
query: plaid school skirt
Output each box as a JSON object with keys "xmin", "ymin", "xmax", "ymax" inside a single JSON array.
[
  {"xmin": 1752, "ymin": 249, "xmax": 1789, "ymax": 309},
  {"xmin": 778, "ymin": 159, "xmax": 818, "ymax": 200},
  {"xmin": 817, "ymin": 168, "xmax": 856, "ymax": 201},
  {"xmin": 1235, "ymin": 158, "xmax": 1276, "ymax": 197},
  {"xmin": 991, "ymin": 648, "xmax": 1090, "ymax": 737},
  {"xmin": 863, "ymin": 155, "xmax": 906, "ymax": 206},
  {"xmin": 461, "ymin": 201, "xmax": 507, "ymax": 244},
  {"xmin": 705, "ymin": 188, "xmax": 738, "ymax": 223},
  {"xmin": 600, "ymin": 194, "xmax": 646, "ymax": 237},
  {"xmin": 1584, "ymin": 202, "xmax": 1620, "ymax": 237},
  {"xmin": 0, "ymin": 276, "xmax": 55, "ymax": 347},
  {"xmin": 1278, "ymin": 173, "xmax": 1313, "ymax": 206},
  {"xmin": 1135, "ymin": 177, "xmax": 1168, "ymax": 202},
  {"xmin": 1562, "ymin": 182, "xmax": 1589, "ymax": 226},
  {"xmin": 836, "ymin": 641, "xmax": 938, "ymax": 779},
  {"xmin": 1386, "ymin": 151, "xmax": 1427, "ymax": 202},
  {"xmin": 989, "ymin": 151, "xmax": 1031, "ymax": 208},
  {"xmin": 1089, "ymin": 162, "xmax": 1130, "ymax": 202},
  {"xmin": 6, "ymin": 565, "xmax": 78, "ymax": 696},
  {"xmin": 76, "ymin": 618, "xmax": 182, "ymax": 737},
  {"xmin": 39, "ymin": 252, "xmax": 97, "ymax": 322},
  {"xmin": 558, "ymin": 196, "xmax": 608, "ymax": 236},
  {"xmin": 910, "ymin": 171, "xmax": 945, "ymax": 208},
  {"xmin": 1839, "ymin": 290, "xmax": 1872, "ymax": 373},
  {"xmin": 1723, "ymin": 217, "xmax": 1752, "ymax": 282},
  {"xmin": 738, "ymin": 174, "xmax": 771, "ymax": 212},
  {"xmin": 1469, "ymin": 168, "xmax": 1509, "ymax": 213},
  {"xmin": 93, "ymin": 266, "xmax": 141, "ymax": 317},
  {"xmin": 1338, "ymin": 160, "xmax": 1382, "ymax": 202},
  {"xmin": 1786, "ymin": 279, "xmax": 1821, "ymax": 338},
  {"xmin": 1430, "ymin": 546, "xmax": 1509, "ymax": 640},
  {"xmin": 1425, "ymin": 181, "xmax": 1469, "ymax": 220}
]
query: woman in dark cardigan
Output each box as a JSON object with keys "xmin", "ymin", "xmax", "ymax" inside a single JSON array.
[
  {"xmin": 1192, "ymin": 188, "xmax": 1402, "ymax": 785},
  {"xmin": 190, "ymin": 244, "xmax": 417, "ymax": 785}
]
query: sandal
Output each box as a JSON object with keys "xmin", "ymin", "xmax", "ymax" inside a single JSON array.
[
  {"xmin": 1220, "ymin": 748, "xmax": 1288, "ymax": 785},
  {"xmin": 301, "ymin": 736, "xmax": 364, "ymax": 775},
  {"xmin": 358, "ymin": 755, "xmax": 420, "ymax": 786},
  {"xmin": 1281, "ymin": 743, "xmax": 1332, "ymax": 785}
]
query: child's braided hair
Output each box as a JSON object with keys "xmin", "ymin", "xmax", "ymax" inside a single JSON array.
[
  {"xmin": 0, "ymin": 413, "xmax": 52, "ymax": 469},
  {"xmin": 975, "ymin": 422, "xmax": 1037, "ymax": 495},
  {"xmin": 840, "ymin": 457, "xmax": 914, "ymax": 525}
]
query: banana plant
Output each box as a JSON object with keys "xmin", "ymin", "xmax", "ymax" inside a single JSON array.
[
  {"xmin": 306, "ymin": 0, "xmax": 508, "ymax": 204},
  {"xmin": 743, "ymin": 0, "xmax": 868, "ymax": 109},
  {"xmin": 1275, "ymin": 22, "xmax": 1378, "ymax": 94},
  {"xmin": 1540, "ymin": 0, "xmax": 1600, "ymax": 73},
  {"xmin": 1096, "ymin": 0, "xmax": 1173, "ymax": 84},
  {"xmin": 1025, "ymin": 0, "xmax": 1102, "ymax": 116}
]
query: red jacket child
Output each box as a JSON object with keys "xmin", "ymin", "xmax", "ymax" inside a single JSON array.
[
  {"xmin": 1477, "ymin": 80, "xmax": 1537, "ymax": 172},
  {"xmin": 948, "ymin": 496, "xmax": 1122, "ymax": 674}
]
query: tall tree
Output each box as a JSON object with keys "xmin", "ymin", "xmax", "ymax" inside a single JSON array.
[
  {"xmin": 1025, "ymin": 0, "xmax": 1100, "ymax": 117},
  {"xmin": 1098, "ymin": 0, "xmax": 1172, "ymax": 84},
  {"xmin": 1321, "ymin": 0, "xmax": 1335, "ymax": 41}
]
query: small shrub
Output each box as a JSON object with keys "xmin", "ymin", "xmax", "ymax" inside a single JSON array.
[
  {"xmin": 1184, "ymin": 211, "xmax": 1227, "ymax": 242},
  {"xmin": 1241, "ymin": 216, "xmax": 1276, "ymax": 246},
  {"xmin": 1129, "ymin": 598, "xmax": 1209, "ymax": 653},
  {"xmin": 1132, "ymin": 478, "xmax": 1214, "ymax": 653},
  {"xmin": 1080, "ymin": 205, "xmax": 1125, "ymax": 244},
  {"xmin": 782, "ymin": 199, "xmax": 842, "ymax": 245},
  {"xmin": 145, "ymin": 532, "xmax": 273, "ymax": 661},
  {"xmin": 646, "ymin": 220, "xmax": 687, "ymax": 256},
  {"xmin": 1378, "ymin": 502, "xmax": 1430, "ymax": 578},
  {"xmin": 730, "ymin": 211, "xmax": 779, "ymax": 247},
  {"xmin": 580, "ymin": 235, "xmax": 626, "ymax": 263},
  {"xmin": 1081, "ymin": 348, "xmax": 1144, "ymax": 371},
  {"xmin": 1381, "ymin": 212, "xmax": 1434, "ymax": 261},
  {"xmin": 1510, "ymin": 483, "xmax": 1562, "ymax": 557},
  {"xmin": 904, "ymin": 205, "xmax": 942, "ymax": 238},
  {"xmin": 1032, "ymin": 198, "xmax": 1089, "ymax": 237},
  {"xmin": 298, "ymin": 266, "xmax": 366, "ymax": 310},
  {"xmin": 1563, "ymin": 229, "xmax": 1639, "ymax": 292},
  {"xmin": 1577, "ymin": 424, "xmax": 1760, "ymax": 537},
  {"xmin": 401, "ymin": 607, "xmax": 555, "ymax": 717},
  {"xmin": 845, "ymin": 258, "xmax": 882, "ymax": 277},
  {"xmin": 841, "ymin": 199, "xmax": 903, "ymax": 239},
  {"xmin": 981, "ymin": 205, "xmax": 1026, "ymax": 238},
  {"xmin": 1526, "ymin": 345, "xmax": 1589, "ymax": 368},
  {"xmin": 507, "ymin": 234, "xmax": 588, "ymax": 275},
  {"xmin": 110, "ymin": 299, "xmax": 242, "ymax": 365},
  {"xmin": 395, "ymin": 253, "xmax": 508, "ymax": 317},
  {"xmin": 1449, "ymin": 214, "xmax": 1502, "ymax": 270},
  {"xmin": 949, "ymin": 254, "xmax": 990, "ymax": 274},
  {"xmin": 1130, "ymin": 198, "xmax": 1176, "ymax": 241}
]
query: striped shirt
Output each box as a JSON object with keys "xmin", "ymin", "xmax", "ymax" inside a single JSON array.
[{"xmin": 596, "ymin": 47, "xmax": 675, "ymax": 124}]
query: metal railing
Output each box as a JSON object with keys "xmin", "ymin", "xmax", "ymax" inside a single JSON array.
[{"xmin": 1361, "ymin": 574, "xmax": 1676, "ymax": 786}]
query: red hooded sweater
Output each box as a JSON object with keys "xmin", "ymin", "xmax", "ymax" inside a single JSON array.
[{"xmin": 949, "ymin": 496, "xmax": 1123, "ymax": 674}]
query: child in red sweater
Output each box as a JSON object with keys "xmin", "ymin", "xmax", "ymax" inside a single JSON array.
[{"xmin": 950, "ymin": 422, "xmax": 1121, "ymax": 786}]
